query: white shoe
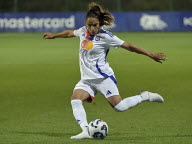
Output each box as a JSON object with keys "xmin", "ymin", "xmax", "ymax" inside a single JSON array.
[
  {"xmin": 70, "ymin": 131, "xmax": 91, "ymax": 139},
  {"xmin": 140, "ymin": 91, "xmax": 164, "ymax": 103}
]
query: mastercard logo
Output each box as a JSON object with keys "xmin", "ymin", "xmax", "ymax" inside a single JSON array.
[{"xmin": 81, "ymin": 40, "xmax": 93, "ymax": 50}]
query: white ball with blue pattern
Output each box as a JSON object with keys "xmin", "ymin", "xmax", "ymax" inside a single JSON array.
[{"xmin": 88, "ymin": 119, "xmax": 108, "ymax": 139}]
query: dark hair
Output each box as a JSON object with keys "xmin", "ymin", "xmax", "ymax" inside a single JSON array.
[{"xmin": 86, "ymin": 2, "xmax": 114, "ymax": 26}]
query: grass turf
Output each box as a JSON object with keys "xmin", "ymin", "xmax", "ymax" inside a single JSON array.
[{"xmin": 0, "ymin": 32, "xmax": 192, "ymax": 144}]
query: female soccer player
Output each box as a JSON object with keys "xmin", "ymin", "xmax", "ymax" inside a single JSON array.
[{"xmin": 43, "ymin": 2, "xmax": 167, "ymax": 139}]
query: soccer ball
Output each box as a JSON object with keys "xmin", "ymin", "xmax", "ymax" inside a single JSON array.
[{"xmin": 88, "ymin": 119, "xmax": 108, "ymax": 139}]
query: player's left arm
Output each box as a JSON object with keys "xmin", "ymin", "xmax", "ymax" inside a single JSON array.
[{"xmin": 120, "ymin": 42, "xmax": 167, "ymax": 63}]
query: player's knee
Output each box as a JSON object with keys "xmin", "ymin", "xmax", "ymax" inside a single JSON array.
[
  {"xmin": 71, "ymin": 94, "xmax": 80, "ymax": 100},
  {"xmin": 71, "ymin": 89, "xmax": 90, "ymax": 101},
  {"xmin": 114, "ymin": 100, "xmax": 127, "ymax": 112},
  {"xmin": 71, "ymin": 99, "xmax": 82, "ymax": 106}
]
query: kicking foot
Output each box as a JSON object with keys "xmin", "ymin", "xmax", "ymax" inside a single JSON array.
[
  {"xmin": 70, "ymin": 131, "xmax": 91, "ymax": 139},
  {"xmin": 140, "ymin": 91, "xmax": 164, "ymax": 103}
]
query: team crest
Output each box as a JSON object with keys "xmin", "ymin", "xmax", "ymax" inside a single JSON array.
[{"xmin": 95, "ymin": 36, "xmax": 100, "ymax": 41}]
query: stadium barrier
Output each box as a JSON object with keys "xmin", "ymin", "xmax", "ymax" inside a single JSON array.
[{"xmin": 0, "ymin": 12, "xmax": 191, "ymax": 32}]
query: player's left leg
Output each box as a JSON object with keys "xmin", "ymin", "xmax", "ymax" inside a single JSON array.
[
  {"xmin": 107, "ymin": 94, "xmax": 143, "ymax": 111},
  {"xmin": 107, "ymin": 90, "xmax": 164, "ymax": 112},
  {"xmin": 107, "ymin": 91, "xmax": 164, "ymax": 112},
  {"xmin": 96, "ymin": 76, "xmax": 164, "ymax": 112}
]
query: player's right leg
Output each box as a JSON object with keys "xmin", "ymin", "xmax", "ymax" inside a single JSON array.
[
  {"xmin": 70, "ymin": 89, "xmax": 91, "ymax": 139},
  {"xmin": 70, "ymin": 80, "xmax": 96, "ymax": 139}
]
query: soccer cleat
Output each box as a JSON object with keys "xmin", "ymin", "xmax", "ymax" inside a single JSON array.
[
  {"xmin": 140, "ymin": 91, "xmax": 164, "ymax": 103},
  {"xmin": 70, "ymin": 131, "xmax": 91, "ymax": 139}
]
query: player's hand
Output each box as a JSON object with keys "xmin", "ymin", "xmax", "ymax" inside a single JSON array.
[
  {"xmin": 43, "ymin": 33, "xmax": 55, "ymax": 39},
  {"xmin": 150, "ymin": 53, "xmax": 167, "ymax": 63}
]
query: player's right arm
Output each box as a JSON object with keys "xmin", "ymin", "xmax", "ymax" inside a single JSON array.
[{"xmin": 43, "ymin": 30, "xmax": 75, "ymax": 39}]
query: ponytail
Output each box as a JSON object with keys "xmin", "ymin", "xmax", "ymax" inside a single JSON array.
[{"xmin": 86, "ymin": 2, "xmax": 114, "ymax": 26}]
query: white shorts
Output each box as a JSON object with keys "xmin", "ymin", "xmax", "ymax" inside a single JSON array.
[{"xmin": 74, "ymin": 76, "xmax": 119, "ymax": 102}]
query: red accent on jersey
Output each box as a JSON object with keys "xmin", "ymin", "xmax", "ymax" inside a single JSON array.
[{"xmin": 85, "ymin": 30, "xmax": 91, "ymax": 40}]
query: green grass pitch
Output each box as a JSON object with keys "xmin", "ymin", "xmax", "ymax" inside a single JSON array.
[{"xmin": 0, "ymin": 32, "xmax": 192, "ymax": 144}]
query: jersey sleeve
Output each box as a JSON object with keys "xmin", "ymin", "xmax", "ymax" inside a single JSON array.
[
  {"xmin": 107, "ymin": 35, "xmax": 125, "ymax": 49},
  {"xmin": 73, "ymin": 27, "xmax": 82, "ymax": 37}
]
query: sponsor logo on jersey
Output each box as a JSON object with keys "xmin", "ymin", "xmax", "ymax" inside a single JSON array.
[{"xmin": 81, "ymin": 40, "xmax": 93, "ymax": 50}]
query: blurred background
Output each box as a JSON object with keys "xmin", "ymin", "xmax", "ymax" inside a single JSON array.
[
  {"xmin": 1, "ymin": 0, "xmax": 192, "ymax": 12},
  {"xmin": 0, "ymin": 0, "xmax": 192, "ymax": 32}
]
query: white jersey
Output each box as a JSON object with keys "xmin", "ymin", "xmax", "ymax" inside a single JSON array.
[{"xmin": 74, "ymin": 26, "xmax": 124, "ymax": 81}]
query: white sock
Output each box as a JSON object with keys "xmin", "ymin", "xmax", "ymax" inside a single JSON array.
[
  {"xmin": 114, "ymin": 95, "xmax": 143, "ymax": 112},
  {"xmin": 71, "ymin": 99, "xmax": 88, "ymax": 131}
]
